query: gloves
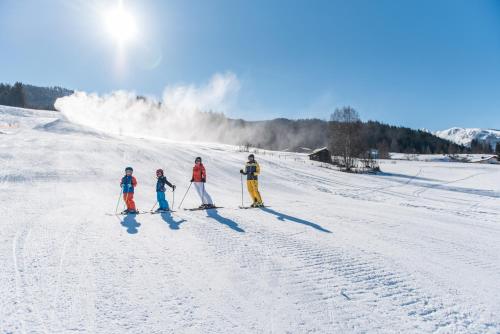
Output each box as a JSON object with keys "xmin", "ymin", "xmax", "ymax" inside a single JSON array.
[
  {"xmin": 172, "ymin": 185, "xmax": 176, "ymax": 191},
  {"xmin": 239, "ymin": 169, "xmax": 244, "ymax": 174},
  {"xmin": 190, "ymin": 178, "xmax": 194, "ymax": 182},
  {"xmin": 201, "ymin": 178, "xmax": 206, "ymax": 183}
]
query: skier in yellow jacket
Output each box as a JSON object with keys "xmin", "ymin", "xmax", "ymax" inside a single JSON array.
[{"xmin": 240, "ymin": 154, "xmax": 264, "ymax": 207}]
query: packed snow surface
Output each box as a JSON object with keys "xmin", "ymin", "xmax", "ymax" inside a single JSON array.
[{"xmin": 1, "ymin": 105, "xmax": 500, "ymax": 333}]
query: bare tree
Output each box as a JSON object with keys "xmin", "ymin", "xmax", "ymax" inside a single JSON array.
[{"xmin": 329, "ymin": 106, "xmax": 362, "ymax": 171}]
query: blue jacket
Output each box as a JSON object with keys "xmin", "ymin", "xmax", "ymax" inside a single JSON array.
[
  {"xmin": 156, "ymin": 176, "xmax": 173, "ymax": 192},
  {"xmin": 121, "ymin": 175, "xmax": 137, "ymax": 193},
  {"xmin": 242, "ymin": 161, "xmax": 260, "ymax": 181}
]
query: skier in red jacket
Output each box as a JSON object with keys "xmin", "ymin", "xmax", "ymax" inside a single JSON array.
[
  {"xmin": 120, "ymin": 166, "xmax": 138, "ymax": 214},
  {"xmin": 191, "ymin": 157, "xmax": 215, "ymax": 209}
]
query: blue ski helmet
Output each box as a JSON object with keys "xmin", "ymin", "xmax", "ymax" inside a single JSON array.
[{"xmin": 125, "ymin": 166, "xmax": 133, "ymax": 172}]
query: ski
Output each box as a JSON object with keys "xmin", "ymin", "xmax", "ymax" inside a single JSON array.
[
  {"xmin": 183, "ymin": 206, "xmax": 223, "ymax": 211},
  {"xmin": 238, "ymin": 205, "xmax": 268, "ymax": 209},
  {"xmin": 105, "ymin": 210, "xmax": 148, "ymax": 216},
  {"xmin": 149, "ymin": 210, "xmax": 176, "ymax": 214}
]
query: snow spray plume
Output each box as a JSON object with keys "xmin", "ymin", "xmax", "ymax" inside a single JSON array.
[
  {"xmin": 55, "ymin": 72, "xmax": 328, "ymax": 150},
  {"xmin": 54, "ymin": 72, "xmax": 241, "ymax": 141}
]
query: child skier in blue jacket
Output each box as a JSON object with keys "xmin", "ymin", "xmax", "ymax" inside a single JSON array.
[{"xmin": 155, "ymin": 169, "xmax": 176, "ymax": 212}]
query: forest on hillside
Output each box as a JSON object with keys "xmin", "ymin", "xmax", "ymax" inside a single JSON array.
[
  {"xmin": 0, "ymin": 82, "xmax": 73, "ymax": 110},
  {"xmin": 194, "ymin": 111, "xmax": 468, "ymax": 155}
]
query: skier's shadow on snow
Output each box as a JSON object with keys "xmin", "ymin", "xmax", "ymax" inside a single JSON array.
[
  {"xmin": 121, "ymin": 214, "xmax": 141, "ymax": 234},
  {"xmin": 260, "ymin": 207, "xmax": 331, "ymax": 233},
  {"xmin": 160, "ymin": 211, "xmax": 186, "ymax": 230},
  {"xmin": 206, "ymin": 209, "xmax": 245, "ymax": 233}
]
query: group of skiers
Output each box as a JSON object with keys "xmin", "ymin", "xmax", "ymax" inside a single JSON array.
[{"xmin": 119, "ymin": 154, "xmax": 264, "ymax": 214}]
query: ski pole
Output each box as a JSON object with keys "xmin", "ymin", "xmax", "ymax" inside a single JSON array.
[
  {"xmin": 202, "ymin": 182, "xmax": 206, "ymax": 205},
  {"xmin": 115, "ymin": 188, "xmax": 123, "ymax": 213},
  {"xmin": 178, "ymin": 182, "xmax": 192, "ymax": 209},
  {"xmin": 172, "ymin": 188, "xmax": 175, "ymax": 209},
  {"xmin": 151, "ymin": 201, "xmax": 158, "ymax": 212},
  {"xmin": 240, "ymin": 173, "xmax": 244, "ymax": 207}
]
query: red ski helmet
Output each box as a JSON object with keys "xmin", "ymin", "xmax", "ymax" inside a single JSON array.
[{"xmin": 156, "ymin": 168, "xmax": 164, "ymax": 175}]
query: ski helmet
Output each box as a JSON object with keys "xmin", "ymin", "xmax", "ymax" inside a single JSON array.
[
  {"xmin": 156, "ymin": 168, "xmax": 164, "ymax": 175},
  {"xmin": 248, "ymin": 154, "xmax": 255, "ymax": 160},
  {"xmin": 195, "ymin": 157, "xmax": 202, "ymax": 163},
  {"xmin": 125, "ymin": 166, "xmax": 133, "ymax": 172}
]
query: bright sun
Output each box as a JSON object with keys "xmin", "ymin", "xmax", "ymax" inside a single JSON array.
[{"xmin": 103, "ymin": 1, "xmax": 138, "ymax": 45}]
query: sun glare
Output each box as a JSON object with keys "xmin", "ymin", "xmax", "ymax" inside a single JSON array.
[{"xmin": 103, "ymin": 1, "xmax": 138, "ymax": 45}]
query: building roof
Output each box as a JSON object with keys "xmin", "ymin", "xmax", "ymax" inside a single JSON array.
[
  {"xmin": 470, "ymin": 155, "xmax": 498, "ymax": 163},
  {"xmin": 308, "ymin": 147, "xmax": 329, "ymax": 156}
]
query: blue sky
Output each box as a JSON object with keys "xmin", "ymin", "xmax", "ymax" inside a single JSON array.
[{"xmin": 1, "ymin": 0, "xmax": 500, "ymax": 130}]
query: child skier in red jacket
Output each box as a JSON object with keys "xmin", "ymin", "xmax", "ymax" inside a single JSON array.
[{"xmin": 120, "ymin": 166, "xmax": 138, "ymax": 214}]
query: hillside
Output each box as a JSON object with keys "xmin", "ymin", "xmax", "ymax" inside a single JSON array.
[{"xmin": 1, "ymin": 105, "xmax": 499, "ymax": 333}]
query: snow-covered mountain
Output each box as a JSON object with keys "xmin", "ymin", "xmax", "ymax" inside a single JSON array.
[
  {"xmin": 435, "ymin": 127, "xmax": 500, "ymax": 149},
  {"xmin": 1, "ymin": 105, "xmax": 500, "ymax": 333}
]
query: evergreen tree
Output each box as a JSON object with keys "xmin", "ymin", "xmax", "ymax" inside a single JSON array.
[{"xmin": 11, "ymin": 82, "xmax": 26, "ymax": 107}]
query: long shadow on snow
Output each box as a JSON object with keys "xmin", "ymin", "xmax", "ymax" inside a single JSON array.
[
  {"xmin": 259, "ymin": 207, "xmax": 331, "ymax": 233},
  {"xmin": 376, "ymin": 171, "xmax": 436, "ymax": 183},
  {"xmin": 206, "ymin": 209, "xmax": 245, "ymax": 233},
  {"xmin": 121, "ymin": 214, "xmax": 141, "ymax": 234},
  {"xmin": 160, "ymin": 211, "xmax": 186, "ymax": 230},
  {"xmin": 414, "ymin": 183, "xmax": 500, "ymax": 198}
]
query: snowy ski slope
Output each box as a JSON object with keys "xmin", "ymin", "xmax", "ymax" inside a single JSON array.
[{"xmin": 1, "ymin": 105, "xmax": 499, "ymax": 333}]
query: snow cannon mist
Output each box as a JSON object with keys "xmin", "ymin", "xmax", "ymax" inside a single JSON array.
[{"xmin": 54, "ymin": 72, "xmax": 240, "ymax": 142}]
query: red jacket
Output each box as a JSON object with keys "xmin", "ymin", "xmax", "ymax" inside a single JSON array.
[{"xmin": 192, "ymin": 163, "xmax": 206, "ymax": 182}]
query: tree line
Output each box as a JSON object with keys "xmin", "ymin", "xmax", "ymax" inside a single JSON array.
[
  {"xmin": 166, "ymin": 107, "xmax": 484, "ymax": 162},
  {"xmin": 0, "ymin": 82, "xmax": 26, "ymax": 107},
  {"xmin": 0, "ymin": 82, "xmax": 73, "ymax": 110}
]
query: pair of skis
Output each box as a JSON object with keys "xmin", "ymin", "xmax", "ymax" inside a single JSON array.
[
  {"xmin": 238, "ymin": 205, "xmax": 267, "ymax": 210},
  {"xmin": 185, "ymin": 205, "xmax": 267, "ymax": 211},
  {"xmin": 107, "ymin": 209, "xmax": 176, "ymax": 216},
  {"xmin": 183, "ymin": 206, "xmax": 223, "ymax": 211}
]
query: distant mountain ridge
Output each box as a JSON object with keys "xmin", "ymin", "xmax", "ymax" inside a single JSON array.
[{"xmin": 435, "ymin": 127, "xmax": 500, "ymax": 149}]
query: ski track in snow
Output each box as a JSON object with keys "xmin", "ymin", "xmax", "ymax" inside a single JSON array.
[{"xmin": 1, "ymin": 105, "xmax": 500, "ymax": 333}]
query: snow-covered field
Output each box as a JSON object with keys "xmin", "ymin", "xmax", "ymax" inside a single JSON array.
[
  {"xmin": 1, "ymin": 105, "xmax": 500, "ymax": 333},
  {"xmin": 390, "ymin": 152, "xmax": 499, "ymax": 163}
]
